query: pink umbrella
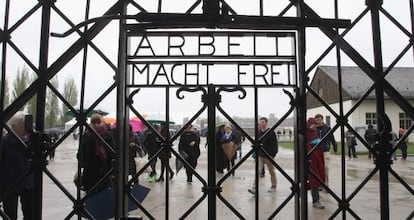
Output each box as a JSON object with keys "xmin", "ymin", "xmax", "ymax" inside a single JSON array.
[{"xmin": 129, "ymin": 118, "xmax": 145, "ymax": 132}]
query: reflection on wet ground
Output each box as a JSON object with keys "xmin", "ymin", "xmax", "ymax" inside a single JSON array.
[{"xmin": 39, "ymin": 138, "xmax": 413, "ymax": 219}]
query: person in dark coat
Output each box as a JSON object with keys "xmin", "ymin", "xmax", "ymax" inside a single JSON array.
[
  {"xmin": 364, "ymin": 124, "xmax": 377, "ymax": 159},
  {"xmin": 220, "ymin": 124, "xmax": 241, "ymax": 176},
  {"xmin": 315, "ymin": 114, "xmax": 337, "ymax": 153},
  {"xmin": 156, "ymin": 122, "xmax": 174, "ymax": 182},
  {"xmin": 78, "ymin": 114, "xmax": 115, "ymax": 193},
  {"xmin": 178, "ymin": 124, "xmax": 200, "ymax": 183},
  {"xmin": 398, "ymin": 128, "xmax": 408, "ymax": 160},
  {"xmin": 111, "ymin": 124, "xmax": 143, "ymax": 184},
  {"xmin": 215, "ymin": 125, "xmax": 226, "ymax": 174},
  {"xmin": 314, "ymin": 113, "xmax": 337, "ymax": 187},
  {"xmin": 142, "ymin": 124, "xmax": 161, "ymax": 182},
  {"xmin": 345, "ymin": 129, "xmax": 358, "ymax": 159},
  {"xmin": 0, "ymin": 111, "xmax": 34, "ymax": 220},
  {"xmin": 248, "ymin": 117, "xmax": 278, "ymax": 194}
]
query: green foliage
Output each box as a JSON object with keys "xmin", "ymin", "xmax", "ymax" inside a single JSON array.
[
  {"xmin": 12, "ymin": 66, "xmax": 30, "ymax": 111},
  {"xmin": 2, "ymin": 78, "xmax": 9, "ymax": 107},
  {"xmin": 61, "ymin": 77, "xmax": 78, "ymax": 123},
  {"xmin": 45, "ymin": 77, "xmax": 60, "ymax": 128},
  {"xmin": 26, "ymin": 72, "xmax": 37, "ymax": 118}
]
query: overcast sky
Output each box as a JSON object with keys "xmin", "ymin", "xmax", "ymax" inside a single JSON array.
[{"xmin": 2, "ymin": 1, "xmax": 413, "ymax": 123}]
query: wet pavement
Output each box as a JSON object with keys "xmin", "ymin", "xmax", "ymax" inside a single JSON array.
[{"xmin": 39, "ymin": 137, "xmax": 413, "ymax": 219}]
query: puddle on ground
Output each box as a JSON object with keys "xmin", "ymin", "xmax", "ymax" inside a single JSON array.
[{"xmin": 347, "ymin": 168, "xmax": 414, "ymax": 185}]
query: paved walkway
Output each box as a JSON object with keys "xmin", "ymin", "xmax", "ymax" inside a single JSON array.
[{"xmin": 40, "ymin": 138, "xmax": 413, "ymax": 219}]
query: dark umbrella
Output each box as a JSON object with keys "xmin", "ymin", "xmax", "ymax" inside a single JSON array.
[
  {"xmin": 84, "ymin": 184, "xmax": 150, "ymax": 219},
  {"xmin": 175, "ymin": 151, "xmax": 189, "ymax": 174},
  {"xmin": 65, "ymin": 109, "xmax": 108, "ymax": 117},
  {"xmin": 145, "ymin": 113, "xmax": 175, "ymax": 125}
]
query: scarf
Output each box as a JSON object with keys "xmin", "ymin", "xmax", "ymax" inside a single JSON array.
[{"xmin": 94, "ymin": 125, "xmax": 108, "ymax": 160}]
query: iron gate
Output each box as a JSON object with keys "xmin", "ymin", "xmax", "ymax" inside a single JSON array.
[{"xmin": 1, "ymin": 0, "xmax": 414, "ymax": 219}]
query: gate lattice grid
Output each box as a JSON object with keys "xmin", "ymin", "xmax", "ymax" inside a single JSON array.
[{"xmin": 1, "ymin": 0, "xmax": 414, "ymax": 219}]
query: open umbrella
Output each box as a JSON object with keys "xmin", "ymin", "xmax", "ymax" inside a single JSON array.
[
  {"xmin": 145, "ymin": 113, "xmax": 175, "ymax": 125},
  {"xmin": 175, "ymin": 151, "xmax": 189, "ymax": 174},
  {"xmin": 65, "ymin": 109, "xmax": 108, "ymax": 117},
  {"xmin": 103, "ymin": 116, "xmax": 116, "ymax": 124},
  {"xmin": 85, "ymin": 184, "xmax": 150, "ymax": 219},
  {"xmin": 129, "ymin": 118, "xmax": 146, "ymax": 132}
]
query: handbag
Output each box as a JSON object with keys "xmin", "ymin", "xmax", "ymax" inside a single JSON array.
[
  {"xmin": 73, "ymin": 171, "xmax": 85, "ymax": 190},
  {"xmin": 222, "ymin": 141, "xmax": 237, "ymax": 160}
]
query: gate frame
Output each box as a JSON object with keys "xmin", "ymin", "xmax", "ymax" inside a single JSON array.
[{"xmin": 2, "ymin": 0, "xmax": 413, "ymax": 219}]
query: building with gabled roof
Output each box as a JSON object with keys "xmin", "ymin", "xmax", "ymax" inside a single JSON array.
[{"xmin": 307, "ymin": 66, "xmax": 414, "ymax": 144}]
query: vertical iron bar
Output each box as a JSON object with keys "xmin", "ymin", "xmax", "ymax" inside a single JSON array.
[
  {"xmin": 33, "ymin": 0, "xmax": 53, "ymax": 218},
  {"xmin": 0, "ymin": 0, "xmax": 10, "ymax": 122},
  {"xmin": 115, "ymin": 1, "xmax": 128, "ymax": 219},
  {"xmin": 254, "ymin": 87, "xmax": 259, "ymax": 219},
  {"xmin": 259, "ymin": 0, "xmax": 263, "ymax": 16},
  {"xmin": 76, "ymin": 1, "xmax": 91, "ymax": 218},
  {"xmin": 165, "ymin": 87, "xmax": 170, "ymax": 220},
  {"xmin": 158, "ymin": 0, "xmax": 162, "ymax": 13},
  {"xmin": 410, "ymin": 0, "xmax": 414, "ymax": 61},
  {"xmin": 367, "ymin": 0, "xmax": 389, "ymax": 219},
  {"xmin": 203, "ymin": 0, "xmax": 219, "ymax": 17},
  {"xmin": 296, "ymin": 0, "xmax": 308, "ymax": 219},
  {"xmin": 334, "ymin": 0, "xmax": 347, "ymax": 218},
  {"xmin": 207, "ymin": 84, "xmax": 217, "ymax": 220}
]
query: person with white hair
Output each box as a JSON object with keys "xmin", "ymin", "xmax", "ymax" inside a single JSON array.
[{"xmin": 0, "ymin": 111, "xmax": 34, "ymax": 219}]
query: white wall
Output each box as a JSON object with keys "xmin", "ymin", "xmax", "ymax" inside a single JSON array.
[{"xmin": 308, "ymin": 99, "xmax": 414, "ymax": 147}]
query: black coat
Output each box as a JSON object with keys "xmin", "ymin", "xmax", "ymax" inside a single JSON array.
[
  {"xmin": 257, "ymin": 128, "xmax": 278, "ymax": 158},
  {"xmin": 178, "ymin": 131, "xmax": 200, "ymax": 159},
  {"xmin": 0, "ymin": 134, "xmax": 33, "ymax": 194},
  {"xmin": 78, "ymin": 127, "xmax": 114, "ymax": 192},
  {"xmin": 316, "ymin": 124, "xmax": 337, "ymax": 152}
]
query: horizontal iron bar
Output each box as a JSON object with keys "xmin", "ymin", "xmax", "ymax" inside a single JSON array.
[
  {"xmin": 126, "ymin": 59, "xmax": 296, "ymax": 64},
  {"xmin": 128, "ymin": 13, "xmax": 351, "ymax": 32}
]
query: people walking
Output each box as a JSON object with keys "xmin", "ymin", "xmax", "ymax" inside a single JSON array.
[
  {"xmin": 78, "ymin": 113, "xmax": 115, "ymax": 193},
  {"xmin": 364, "ymin": 124, "xmax": 377, "ymax": 160},
  {"xmin": 178, "ymin": 124, "xmax": 200, "ymax": 183},
  {"xmin": 248, "ymin": 117, "xmax": 278, "ymax": 194},
  {"xmin": 143, "ymin": 124, "xmax": 161, "ymax": 182},
  {"xmin": 306, "ymin": 117, "xmax": 326, "ymax": 209},
  {"xmin": 345, "ymin": 129, "xmax": 358, "ymax": 159},
  {"xmin": 215, "ymin": 125, "xmax": 226, "ymax": 174},
  {"xmin": 157, "ymin": 122, "xmax": 174, "ymax": 182}
]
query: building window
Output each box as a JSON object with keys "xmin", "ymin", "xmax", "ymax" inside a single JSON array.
[
  {"xmin": 326, "ymin": 115, "xmax": 331, "ymax": 126},
  {"xmin": 365, "ymin": 112, "xmax": 377, "ymax": 126},
  {"xmin": 318, "ymin": 88, "xmax": 323, "ymax": 97},
  {"xmin": 399, "ymin": 112, "xmax": 412, "ymax": 129}
]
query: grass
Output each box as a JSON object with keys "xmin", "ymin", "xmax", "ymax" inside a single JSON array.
[{"xmin": 279, "ymin": 141, "xmax": 414, "ymax": 155}]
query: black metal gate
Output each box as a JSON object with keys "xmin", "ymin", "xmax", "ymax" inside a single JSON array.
[{"xmin": 1, "ymin": 0, "xmax": 414, "ymax": 219}]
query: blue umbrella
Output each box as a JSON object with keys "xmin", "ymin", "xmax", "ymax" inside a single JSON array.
[{"xmin": 85, "ymin": 184, "xmax": 150, "ymax": 219}]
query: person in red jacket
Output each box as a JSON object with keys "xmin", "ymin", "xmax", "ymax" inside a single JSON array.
[{"xmin": 306, "ymin": 117, "xmax": 326, "ymax": 209}]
